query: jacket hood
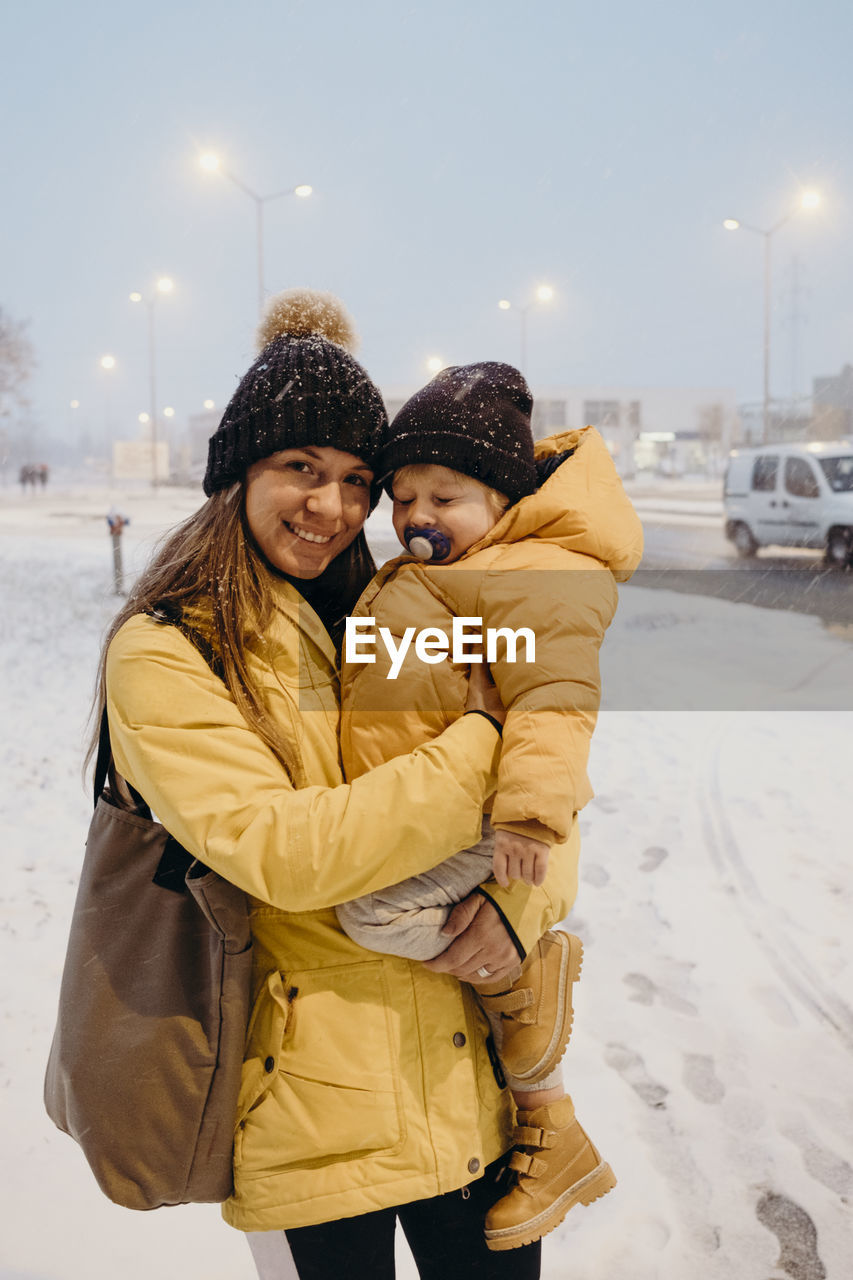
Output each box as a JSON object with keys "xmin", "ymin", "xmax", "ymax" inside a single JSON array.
[{"xmin": 471, "ymin": 426, "xmax": 643, "ymax": 581}]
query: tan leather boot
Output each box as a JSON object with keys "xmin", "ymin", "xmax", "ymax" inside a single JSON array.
[
  {"xmin": 484, "ymin": 1097, "xmax": 616, "ymax": 1251},
  {"xmin": 474, "ymin": 930, "xmax": 583, "ymax": 1083}
]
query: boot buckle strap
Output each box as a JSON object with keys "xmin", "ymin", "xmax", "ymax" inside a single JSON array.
[
  {"xmin": 513, "ymin": 1124, "xmax": 557, "ymax": 1150},
  {"xmin": 514, "ymin": 1124, "xmax": 545, "ymax": 1146},
  {"xmin": 482, "ymin": 987, "xmax": 534, "ymax": 1016},
  {"xmin": 509, "ymin": 1151, "xmax": 534, "ymax": 1175},
  {"xmin": 509, "ymin": 1151, "xmax": 546, "ymax": 1178}
]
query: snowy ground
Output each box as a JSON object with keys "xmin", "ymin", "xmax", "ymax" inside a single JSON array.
[{"xmin": 1, "ymin": 480, "xmax": 850, "ymax": 1280}]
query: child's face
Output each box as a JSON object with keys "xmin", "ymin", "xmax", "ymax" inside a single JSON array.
[{"xmin": 391, "ymin": 465, "xmax": 501, "ymax": 564}]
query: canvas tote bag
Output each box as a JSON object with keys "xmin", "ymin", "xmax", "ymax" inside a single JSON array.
[{"xmin": 44, "ymin": 621, "xmax": 253, "ymax": 1210}]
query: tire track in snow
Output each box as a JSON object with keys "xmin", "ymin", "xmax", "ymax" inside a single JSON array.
[{"xmin": 698, "ymin": 723, "xmax": 853, "ymax": 1053}]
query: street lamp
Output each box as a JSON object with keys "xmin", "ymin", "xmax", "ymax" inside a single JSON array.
[
  {"xmin": 130, "ymin": 277, "xmax": 174, "ymax": 487},
  {"xmin": 497, "ymin": 284, "xmax": 554, "ymax": 374},
  {"xmin": 723, "ymin": 190, "xmax": 821, "ymax": 443},
  {"xmin": 200, "ymin": 151, "xmax": 312, "ymax": 317}
]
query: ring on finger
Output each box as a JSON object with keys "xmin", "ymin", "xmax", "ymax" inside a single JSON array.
[{"xmin": 476, "ymin": 966, "xmax": 492, "ymax": 979}]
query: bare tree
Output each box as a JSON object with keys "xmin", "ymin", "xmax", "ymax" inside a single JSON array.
[
  {"xmin": 0, "ymin": 307, "xmax": 36, "ymax": 426},
  {"xmin": 0, "ymin": 309, "xmax": 36, "ymax": 478}
]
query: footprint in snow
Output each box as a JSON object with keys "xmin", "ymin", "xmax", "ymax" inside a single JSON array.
[
  {"xmin": 682, "ymin": 1052, "xmax": 725, "ymax": 1104},
  {"xmin": 640, "ymin": 845, "xmax": 668, "ymax": 872},
  {"xmin": 780, "ymin": 1120, "xmax": 853, "ymax": 1197},
  {"xmin": 604, "ymin": 1042, "xmax": 668, "ymax": 1109},
  {"xmin": 623, "ymin": 973, "xmax": 656, "ymax": 1005},
  {"xmin": 580, "ymin": 862, "xmax": 609, "ymax": 888},
  {"xmin": 623, "ymin": 972, "xmax": 698, "ymax": 1017},
  {"xmin": 755, "ymin": 1191, "xmax": 826, "ymax": 1280},
  {"xmin": 590, "ymin": 794, "xmax": 619, "ymax": 814}
]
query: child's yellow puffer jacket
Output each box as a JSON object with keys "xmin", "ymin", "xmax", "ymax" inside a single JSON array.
[{"xmin": 341, "ymin": 427, "xmax": 644, "ymax": 845}]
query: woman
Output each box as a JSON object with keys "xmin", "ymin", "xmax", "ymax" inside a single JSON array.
[{"xmin": 95, "ymin": 291, "xmax": 575, "ymax": 1278}]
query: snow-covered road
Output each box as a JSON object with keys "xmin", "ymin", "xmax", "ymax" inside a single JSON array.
[{"xmin": 0, "ymin": 482, "xmax": 850, "ymax": 1280}]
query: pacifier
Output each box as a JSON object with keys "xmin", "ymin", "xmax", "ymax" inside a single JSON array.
[{"xmin": 404, "ymin": 527, "xmax": 451, "ymax": 561}]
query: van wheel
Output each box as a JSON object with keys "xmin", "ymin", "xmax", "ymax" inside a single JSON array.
[
  {"xmin": 732, "ymin": 522, "xmax": 758, "ymax": 558},
  {"xmin": 825, "ymin": 528, "xmax": 853, "ymax": 569}
]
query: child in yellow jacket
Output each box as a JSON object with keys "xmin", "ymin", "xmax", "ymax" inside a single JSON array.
[{"xmin": 338, "ymin": 362, "xmax": 643, "ymax": 1251}]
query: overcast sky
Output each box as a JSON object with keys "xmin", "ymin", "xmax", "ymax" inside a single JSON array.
[{"xmin": 2, "ymin": 0, "xmax": 851, "ymax": 442}]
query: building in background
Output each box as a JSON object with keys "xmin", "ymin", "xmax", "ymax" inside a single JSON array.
[
  {"xmin": 112, "ymin": 413, "xmax": 170, "ymax": 482},
  {"xmin": 383, "ymin": 383, "xmax": 738, "ymax": 478},
  {"xmin": 736, "ymin": 402, "xmax": 811, "ymax": 446},
  {"xmin": 811, "ymin": 363, "xmax": 853, "ymax": 440},
  {"xmin": 735, "ymin": 363, "xmax": 853, "ymax": 449},
  {"xmin": 112, "ymin": 439, "xmax": 169, "ymax": 482},
  {"xmin": 178, "ymin": 407, "xmax": 221, "ymax": 480}
]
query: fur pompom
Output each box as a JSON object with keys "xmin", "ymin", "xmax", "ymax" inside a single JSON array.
[{"xmin": 256, "ymin": 289, "xmax": 358, "ymax": 354}]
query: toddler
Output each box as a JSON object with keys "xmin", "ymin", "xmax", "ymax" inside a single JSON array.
[{"xmin": 338, "ymin": 362, "xmax": 642, "ymax": 1251}]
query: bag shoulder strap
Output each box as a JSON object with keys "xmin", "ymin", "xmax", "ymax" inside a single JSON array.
[
  {"xmin": 96, "ymin": 602, "xmax": 223, "ymax": 813},
  {"xmin": 149, "ymin": 602, "xmax": 225, "ymax": 681},
  {"xmin": 93, "ymin": 708, "xmax": 112, "ymax": 809}
]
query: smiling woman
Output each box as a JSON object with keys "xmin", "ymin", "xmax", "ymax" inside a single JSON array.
[
  {"xmin": 71, "ymin": 289, "xmax": 545, "ymax": 1280},
  {"xmin": 245, "ymin": 445, "xmax": 374, "ymax": 579}
]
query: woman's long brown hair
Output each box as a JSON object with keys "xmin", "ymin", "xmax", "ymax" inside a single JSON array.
[{"xmin": 86, "ymin": 483, "xmax": 375, "ymax": 785}]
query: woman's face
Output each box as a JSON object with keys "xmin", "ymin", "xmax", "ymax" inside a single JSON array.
[{"xmin": 245, "ymin": 446, "xmax": 374, "ymax": 578}]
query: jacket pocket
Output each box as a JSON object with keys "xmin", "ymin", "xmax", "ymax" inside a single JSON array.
[
  {"xmin": 235, "ymin": 960, "xmax": 405, "ymax": 1176},
  {"xmin": 465, "ymin": 987, "xmax": 509, "ymax": 1113},
  {"xmin": 235, "ymin": 970, "xmax": 294, "ymax": 1130}
]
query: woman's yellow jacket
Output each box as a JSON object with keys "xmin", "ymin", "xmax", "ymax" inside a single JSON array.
[{"xmin": 105, "ymin": 566, "xmax": 577, "ymax": 1228}]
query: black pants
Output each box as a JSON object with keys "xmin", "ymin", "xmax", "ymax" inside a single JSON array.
[{"xmin": 285, "ymin": 1156, "xmax": 540, "ymax": 1279}]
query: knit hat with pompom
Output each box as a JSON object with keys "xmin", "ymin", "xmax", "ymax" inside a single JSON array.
[{"xmin": 203, "ymin": 289, "xmax": 388, "ymax": 497}]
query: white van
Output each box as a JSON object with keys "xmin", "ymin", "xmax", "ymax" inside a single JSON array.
[{"xmin": 723, "ymin": 441, "xmax": 853, "ymax": 566}]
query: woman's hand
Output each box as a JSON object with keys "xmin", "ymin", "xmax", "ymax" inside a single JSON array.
[
  {"xmin": 464, "ymin": 659, "xmax": 506, "ymax": 727},
  {"xmin": 422, "ymin": 893, "xmax": 518, "ymax": 983}
]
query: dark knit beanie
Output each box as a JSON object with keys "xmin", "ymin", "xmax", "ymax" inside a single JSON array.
[
  {"xmin": 203, "ymin": 289, "xmax": 388, "ymax": 499},
  {"xmin": 376, "ymin": 362, "xmax": 537, "ymax": 502}
]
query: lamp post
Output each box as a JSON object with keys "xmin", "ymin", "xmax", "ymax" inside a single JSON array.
[
  {"xmin": 497, "ymin": 285, "xmax": 554, "ymax": 375},
  {"xmin": 98, "ymin": 355, "xmax": 116, "ymax": 459},
  {"xmin": 723, "ymin": 190, "xmax": 820, "ymax": 444},
  {"xmin": 200, "ymin": 152, "xmax": 312, "ymax": 317},
  {"xmin": 129, "ymin": 277, "xmax": 174, "ymax": 487}
]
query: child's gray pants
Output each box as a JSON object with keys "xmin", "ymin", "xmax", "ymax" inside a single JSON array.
[
  {"xmin": 335, "ymin": 818, "xmax": 495, "ymax": 961},
  {"xmin": 337, "ymin": 818, "xmax": 565, "ymax": 1092}
]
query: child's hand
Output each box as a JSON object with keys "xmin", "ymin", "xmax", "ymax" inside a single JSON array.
[{"xmin": 493, "ymin": 829, "xmax": 550, "ymax": 888}]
